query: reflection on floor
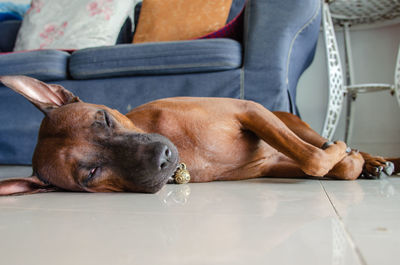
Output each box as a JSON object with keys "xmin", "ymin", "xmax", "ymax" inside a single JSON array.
[{"xmin": 0, "ymin": 165, "xmax": 399, "ymax": 265}]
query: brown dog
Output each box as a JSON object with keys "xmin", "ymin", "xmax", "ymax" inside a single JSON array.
[{"xmin": 0, "ymin": 75, "xmax": 398, "ymax": 195}]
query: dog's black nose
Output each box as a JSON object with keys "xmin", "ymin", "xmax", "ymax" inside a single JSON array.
[{"xmin": 157, "ymin": 144, "xmax": 172, "ymax": 170}]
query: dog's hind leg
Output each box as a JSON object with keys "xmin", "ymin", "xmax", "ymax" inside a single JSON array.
[
  {"xmin": 264, "ymin": 151, "xmax": 363, "ymax": 180},
  {"xmin": 385, "ymin": 158, "xmax": 400, "ymax": 175},
  {"xmin": 359, "ymin": 153, "xmax": 399, "ymax": 178},
  {"xmin": 237, "ymin": 101, "xmax": 348, "ymax": 177},
  {"xmin": 273, "ymin": 111, "xmax": 398, "ymax": 178}
]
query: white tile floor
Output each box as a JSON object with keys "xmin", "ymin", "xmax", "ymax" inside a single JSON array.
[{"xmin": 0, "ymin": 165, "xmax": 399, "ymax": 265}]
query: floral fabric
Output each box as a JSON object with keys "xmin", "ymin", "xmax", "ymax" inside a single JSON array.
[{"xmin": 14, "ymin": 0, "xmax": 133, "ymax": 51}]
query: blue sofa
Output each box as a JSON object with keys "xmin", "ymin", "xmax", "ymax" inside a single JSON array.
[{"xmin": 0, "ymin": 0, "xmax": 321, "ymax": 165}]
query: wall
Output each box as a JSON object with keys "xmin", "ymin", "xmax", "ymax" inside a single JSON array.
[{"xmin": 297, "ymin": 23, "xmax": 400, "ymax": 156}]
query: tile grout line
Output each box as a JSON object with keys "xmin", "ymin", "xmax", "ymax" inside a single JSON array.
[{"xmin": 319, "ymin": 181, "xmax": 369, "ymax": 265}]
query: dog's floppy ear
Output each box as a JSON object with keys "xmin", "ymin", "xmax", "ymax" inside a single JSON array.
[
  {"xmin": 0, "ymin": 176, "xmax": 59, "ymax": 196},
  {"xmin": 0, "ymin": 75, "xmax": 80, "ymax": 115}
]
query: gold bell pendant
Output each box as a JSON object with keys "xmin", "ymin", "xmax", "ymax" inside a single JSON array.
[{"xmin": 173, "ymin": 163, "xmax": 190, "ymax": 184}]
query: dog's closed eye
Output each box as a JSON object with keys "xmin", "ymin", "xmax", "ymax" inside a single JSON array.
[
  {"xmin": 93, "ymin": 110, "xmax": 113, "ymax": 129},
  {"xmin": 103, "ymin": 111, "xmax": 112, "ymax": 127},
  {"xmin": 84, "ymin": 167, "xmax": 101, "ymax": 186},
  {"xmin": 87, "ymin": 167, "xmax": 100, "ymax": 182}
]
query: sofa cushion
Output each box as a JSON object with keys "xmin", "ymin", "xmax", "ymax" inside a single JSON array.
[
  {"xmin": 13, "ymin": 0, "xmax": 134, "ymax": 51},
  {"xmin": 131, "ymin": 0, "xmax": 246, "ymax": 43},
  {"xmin": 69, "ymin": 38, "xmax": 242, "ymax": 80},
  {"xmin": 0, "ymin": 50, "xmax": 69, "ymax": 80},
  {"xmin": 133, "ymin": 0, "xmax": 233, "ymax": 43},
  {"xmin": 199, "ymin": 0, "xmax": 245, "ymax": 42}
]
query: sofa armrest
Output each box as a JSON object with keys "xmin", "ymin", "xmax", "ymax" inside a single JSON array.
[
  {"xmin": 0, "ymin": 20, "xmax": 21, "ymax": 52},
  {"xmin": 242, "ymin": 0, "xmax": 321, "ymax": 114}
]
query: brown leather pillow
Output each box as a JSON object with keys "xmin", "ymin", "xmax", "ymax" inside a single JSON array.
[{"xmin": 133, "ymin": 0, "xmax": 233, "ymax": 43}]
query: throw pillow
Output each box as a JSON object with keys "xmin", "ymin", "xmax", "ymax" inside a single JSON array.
[
  {"xmin": 133, "ymin": 0, "xmax": 233, "ymax": 43},
  {"xmin": 14, "ymin": 0, "xmax": 134, "ymax": 51},
  {"xmin": 199, "ymin": 0, "xmax": 246, "ymax": 41}
]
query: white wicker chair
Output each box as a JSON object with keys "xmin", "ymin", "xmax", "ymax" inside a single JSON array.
[{"xmin": 321, "ymin": 0, "xmax": 400, "ymax": 142}]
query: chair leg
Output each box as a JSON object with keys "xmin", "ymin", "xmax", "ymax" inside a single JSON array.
[
  {"xmin": 321, "ymin": 2, "xmax": 346, "ymax": 141},
  {"xmin": 394, "ymin": 44, "xmax": 400, "ymax": 108},
  {"xmin": 342, "ymin": 22, "xmax": 355, "ymax": 144},
  {"xmin": 344, "ymin": 91, "xmax": 356, "ymax": 144}
]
